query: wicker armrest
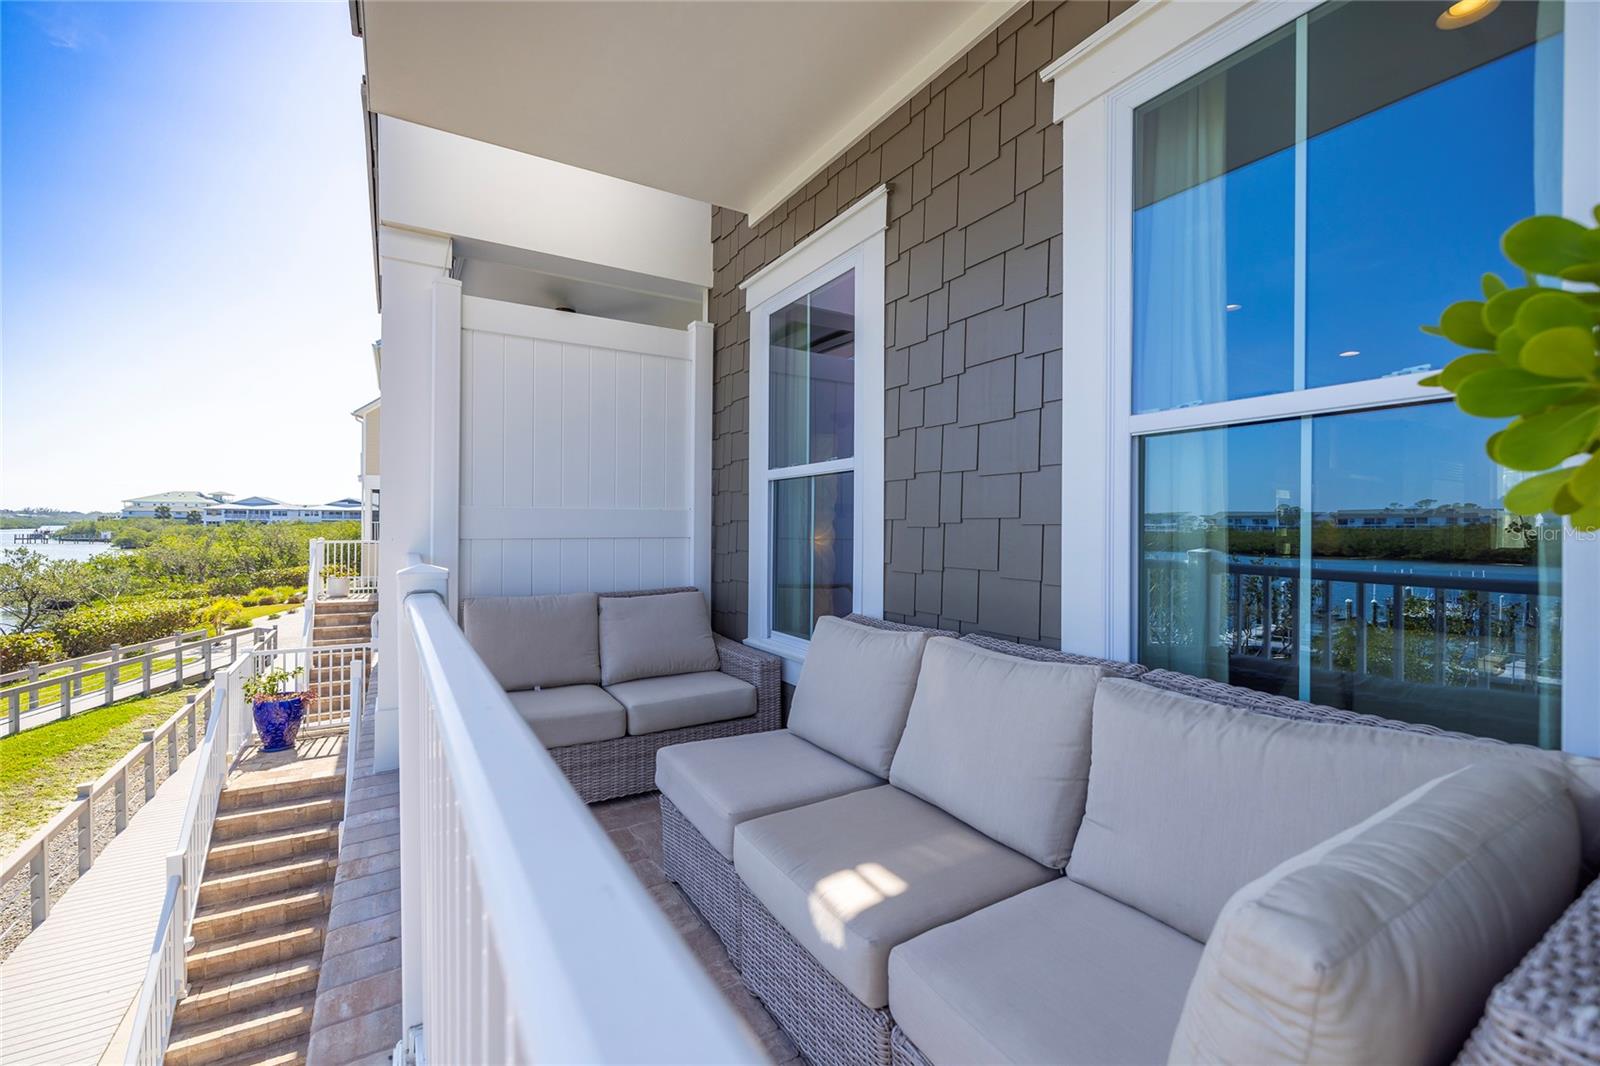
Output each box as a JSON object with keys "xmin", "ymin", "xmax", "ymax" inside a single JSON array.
[
  {"xmin": 715, "ymin": 635, "xmax": 783, "ymax": 732},
  {"xmin": 1460, "ymin": 874, "xmax": 1600, "ymax": 1064}
]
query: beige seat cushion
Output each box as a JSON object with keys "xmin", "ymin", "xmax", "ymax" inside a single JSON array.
[
  {"xmin": 734, "ymin": 785, "xmax": 1054, "ymax": 1008},
  {"xmin": 890, "ymin": 878, "xmax": 1202, "ymax": 1065},
  {"xmin": 598, "ymin": 591, "xmax": 719, "ymax": 685},
  {"xmin": 607, "ymin": 671, "xmax": 755, "ymax": 736},
  {"xmin": 505, "ymin": 685, "xmax": 624, "ymax": 748},
  {"xmin": 1170, "ymin": 761, "xmax": 1579, "ymax": 1066},
  {"xmin": 655, "ymin": 730, "xmax": 881, "ymax": 859},
  {"xmin": 462, "ymin": 593, "xmax": 599, "ymax": 690},
  {"xmin": 787, "ymin": 617, "xmax": 931, "ymax": 777},
  {"xmin": 889, "ymin": 638, "xmax": 1103, "ymax": 868},
  {"xmin": 1068, "ymin": 678, "xmax": 1560, "ymax": 942}
]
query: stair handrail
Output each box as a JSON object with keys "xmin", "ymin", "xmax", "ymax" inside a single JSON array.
[{"xmin": 123, "ymin": 652, "xmax": 258, "ymax": 1066}]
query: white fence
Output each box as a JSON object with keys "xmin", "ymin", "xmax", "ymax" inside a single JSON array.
[
  {"xmin": 123, "ymin": 652, "xmax": 259, "ymax": 1065},
  {"xmin": 400, "ymin": 560, "xmax": 757, "ymax": 1063},
  {"xmin": 455, "ymin": 299, "xmax": 711, "ymax": 600},
  {"xmin": 305, "ymin": 538, "xmax": 378, "ymax": 646},
  {"xmin": 0, "ymin": 627, "xmax": 273, "ymax": 737},
  {"xmin": 0, "ymin": 653, "xmax": 265, "ymax": 962},
  {"xmin": 249, "ymin": 643, "xmax": 371, "ymax": 733}
]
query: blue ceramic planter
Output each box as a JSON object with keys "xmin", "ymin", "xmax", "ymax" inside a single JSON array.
[{"xmin": 252, "ymin": 695, "xmax": 307, "ymax": 753}]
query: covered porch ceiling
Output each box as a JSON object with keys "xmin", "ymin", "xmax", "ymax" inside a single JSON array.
[{"xmin": 357, "ymin": 0, "xmax": 1021, "ymax": 222}]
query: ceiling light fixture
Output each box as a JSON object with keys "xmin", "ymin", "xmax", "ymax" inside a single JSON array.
[
  {"xmin": 1339, "ymin": 350, "xmax": 1361, "ymax": 358},
  {"xmin": 1225, "ymin": 303, "xmax": 1242, "ymax": 312},
  {"xmin": 1437, "ymin": 0, "xmax": 1499, "ymax": 30}
]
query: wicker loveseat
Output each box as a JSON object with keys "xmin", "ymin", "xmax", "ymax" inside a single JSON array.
[
  {"xmin": 655, "ymin": 615, "xmax": 1600, "ymax": 1066},
  {"xmin": 463, "ymin": 587, "xmax": 780, "ymax": 804}
]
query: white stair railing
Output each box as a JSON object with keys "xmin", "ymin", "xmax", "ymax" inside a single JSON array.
[
  {"xmin": 123, "ymin": 652, "xmax": 259, "ymax": 1065},
  {"xmin": 400, "ymin": 561, "xmax": 760, "ymax": 1064}
]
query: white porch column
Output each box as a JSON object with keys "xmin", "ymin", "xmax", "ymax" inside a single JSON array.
[{"xmin": 376, "ymin": 225, "xmax": 451, "ymax": 771}]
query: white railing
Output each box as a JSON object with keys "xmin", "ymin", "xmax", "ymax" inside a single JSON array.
[
  {"xmin": 311, "ymin": 538, "xmax": 379, "ymax": 600},
  {"xmin": 0, "ymin": 641, "xmax": 273, "ymax": 963},
  {"xmin": 305, "ymin": 538, "xmax": 378, "ymax": 647},
  {"xmin": 342, "ymin": 657, "xmax": 366, "ymax": 847},
  {"xmin": 124, "ymin": 652, "xmax": 259, "ymax": 1065},
  {"xmin": 401, "ymin": 564, "xmax": 759, "ymax": 1064},
  {"xmin": 0, "ymin": 627, "xmax": 273, "ymax": 738},
  {"xmin": 250, "ymin": 643, "xmax": 372, "ymax": 733}
]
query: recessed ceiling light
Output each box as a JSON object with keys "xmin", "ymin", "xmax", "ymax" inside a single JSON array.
[
  {"xmin": 1339, "ymin": 350, "xmax": 1361, "ymax": 358},
  {"xmin": 1225, "ymin": 304, "xmax": 1242, "ymax": 312},
  {"xmin": 1437, "ymin": 0, "xmax": 1499, "ymax": 30}
]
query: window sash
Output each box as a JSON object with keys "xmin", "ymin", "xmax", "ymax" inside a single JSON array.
[
  {"xmin": 1050, "ymin": 0, "xmax": 1600, "ymax": 752},
  {"xmin": 745, "ymin": 202, "xmax": 887, "ymax": 670}
]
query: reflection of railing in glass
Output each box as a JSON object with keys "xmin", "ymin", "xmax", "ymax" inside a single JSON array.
[{"xmin": 1142, "ymin": 551, "xmax": 1561, "ymax": 744}]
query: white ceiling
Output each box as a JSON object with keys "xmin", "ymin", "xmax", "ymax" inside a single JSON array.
[{"xmin": 360, "ymin": 0, "xmax": 1020, "ymax": 221}]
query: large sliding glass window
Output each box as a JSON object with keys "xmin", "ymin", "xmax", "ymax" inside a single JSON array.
[{"xmin": 1131, "ymin": 0, "xmax": 1567, "ymax": 745}]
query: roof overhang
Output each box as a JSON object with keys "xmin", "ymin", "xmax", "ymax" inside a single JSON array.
[{"xmin": 355, "ymin": 0, "xmax": 1021, "ymax": 222}]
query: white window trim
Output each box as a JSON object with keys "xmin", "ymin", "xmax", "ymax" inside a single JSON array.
[
  {"xmin": 743, "ymin": 187, "xmax": 887, "ymax": 683},
  {"xmin": 1048, "ymin": 0, "xmax": 1600, "ymax": 753}
]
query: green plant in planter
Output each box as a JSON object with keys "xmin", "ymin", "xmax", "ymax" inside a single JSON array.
[
  {"xmin": 243, "ymin": 665, "xmax": 311, "ymax": 705},
  {"xmin": 1420, "ymin": 208, "xmax": 1600, "ymax": 530},
  {"xmin": 322, "ymin": 564, "xmax": 360, "ymax": 579}
]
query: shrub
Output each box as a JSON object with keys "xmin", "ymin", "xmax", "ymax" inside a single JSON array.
[
  {"xmin": 200, "ymin": 598, "xmax": 245, "ymax": 627},
  {"xmin": 0, "ymin": 631, "xmax": 64, "ymax": 672},
  {"xmin": 51, "ymin": 599, "xmax": 200, "ymax": 656}
]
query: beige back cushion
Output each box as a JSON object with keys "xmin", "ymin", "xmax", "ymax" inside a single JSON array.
[
  {"xmin": 787, "ymin": 617, "xmax": 931, "ymax": 777},
  {"xmin": 889, "ymin": 638, "xmax": 1103, "ymax": 868},
  {"xmin": 1170, "ymin": 761, "xmax": 1579, "ymax": 1066},
  {"xmin": 462, "ymin": 593, "xmax": 600, "ymax": 691},
  {"xmin": 597, "ymin": 591, "xmax": 719, "ymax": 686},
  {"xmin": 1068, "ymin": 679, "xmax": 1563, "ymax": 942}
]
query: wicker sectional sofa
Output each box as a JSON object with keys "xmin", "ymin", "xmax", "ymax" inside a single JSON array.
[
  {"xmin": 463, "ymin": 587, "xmax": 781, "ymax": 804},
  {"xmin": 656, "ymin": 614, "xmax": 1600, "ymax": 1066}
]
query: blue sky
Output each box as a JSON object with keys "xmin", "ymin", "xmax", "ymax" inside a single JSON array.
[{"xmin": 2, "ymin": 1, "xmax": 378, "ymax": 512}]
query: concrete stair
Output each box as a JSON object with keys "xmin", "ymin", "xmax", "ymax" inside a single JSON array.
[{"xmin": 167, "ymin": 769, "xmax": 344, "ymax": 1066}]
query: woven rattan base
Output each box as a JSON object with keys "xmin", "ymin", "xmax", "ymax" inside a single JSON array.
[
  {"xmin": 659, "ymin": 794, "xmax": 741, "ymax": 962},
  {"xmin": 739, "ymin": 880, "xmax": 892, "ymax": 1066},
  {"xmin": 549, "ymin": 634, "xmax": 782, "ymax": 804},
  {"xmin": 890, "ymin": 1025, "xmax": 934, "ymax": 1066},
  {"xmin": 1457, "ymin": 875, "xmax": 1600, "ymax": 1065}
]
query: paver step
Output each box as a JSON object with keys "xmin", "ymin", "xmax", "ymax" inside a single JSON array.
[
  {"xmin": 173, "ymin": 953, "xmax": 321, "ymax": 1027},
  {"xmin": 165, "ymin": 992, "xmax": 315, "ymax": 1066},
  {"xmin": 214, "ymin": 796, "xmax": 344, "ymax": 840},
  {"xmin": 311, "ymin": 627, "xmax": 371, "ymax": 642},
  {"xmin": 207, "ymin": 823, "xmax": 342, "ymax": 873},
  {"xmin": 198, "ymin": 855, "xmax": 338, "ymax": 908},
  {"xmin": 191, "ymin": 887, "xmax": 332, "ymax": 945},
  {"xmin": 212, "ymin": 1036, "xmax": 309, "ymax": 1066},
  {"xmin": 219, "ymin": 773, "xmax": 343, "ymax": 811},
  {"xmin": 187, "ymin": 923, "xmax": 325, "ymax": 982}
]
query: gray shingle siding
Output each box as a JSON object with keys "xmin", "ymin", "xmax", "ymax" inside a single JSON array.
[{"xmin": 709, "ymin": 0, "xmax": 1113, "ymax": 644}]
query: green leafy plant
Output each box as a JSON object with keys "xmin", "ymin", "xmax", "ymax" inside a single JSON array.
[
  {"xmin": 1420, "ymin": 208, "xmax": 1600, "ymax": 530},
  {"xmin": 242, "ymin": 666, "xmax": 313, "ymax": 706},
  {"xmin": 322, "ymin": 563, "xmax": 360, "ymax": 579}
]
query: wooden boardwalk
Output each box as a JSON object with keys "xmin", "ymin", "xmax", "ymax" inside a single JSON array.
[{"xmin": 0, "ymin": 749, "xmax": 201, "ymax": 1065}]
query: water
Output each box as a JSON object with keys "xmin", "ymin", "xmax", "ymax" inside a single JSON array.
[{"xmin": 3, "ymin": 529, "xmax": 116, "ymax": 563}]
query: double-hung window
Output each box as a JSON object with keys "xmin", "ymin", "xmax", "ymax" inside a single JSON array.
[
  {"xmin": 1054, "ymin": 0, "xmax": 1599, "ymax": 750},
  {"xmin": 744, "ymin": 188, "xmax": 887, "ymax": 679}
]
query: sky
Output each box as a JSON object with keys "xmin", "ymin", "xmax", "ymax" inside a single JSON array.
[{"xmin": 1, "ymin": 1, "xmax": 379, "ymax": 513}]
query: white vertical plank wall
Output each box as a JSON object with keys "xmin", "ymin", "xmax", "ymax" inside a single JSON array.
[{"xmin": 458, "ymin": 296, "xmax": 706, "ymax": 599}]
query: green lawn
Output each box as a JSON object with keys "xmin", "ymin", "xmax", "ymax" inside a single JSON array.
[{"xmin": 0, "ymin": 685, "xmax": 203, "ymax": 854}]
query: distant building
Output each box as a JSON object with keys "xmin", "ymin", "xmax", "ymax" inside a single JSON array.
[
  {"xmin": 121, "ymin": 491, "xmax": 223, "ymax": 519},
  {"xmin": 201, "ymin": 498, "xmax": 362, "ymax": 525}
]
